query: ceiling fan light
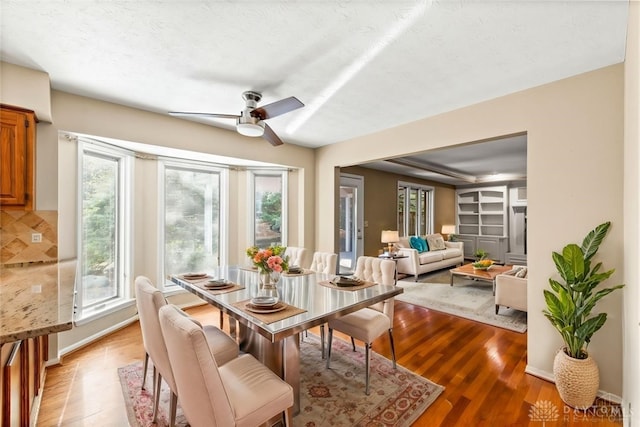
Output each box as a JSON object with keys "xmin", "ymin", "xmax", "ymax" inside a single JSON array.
[{"xmin": 237, "ymin": 122, "xmax": 264, "ymax": 137}]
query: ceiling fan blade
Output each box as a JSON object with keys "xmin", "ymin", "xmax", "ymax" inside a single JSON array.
[
  {"xmin": 262, "ymin": 123, "xmax": 284, "ymax": 146},
  {"xmin": 169, "ymin": 111, "xmax": 240, "ymax": 120},
  {"xmin": 251, "ymin": 96, "xmax": 304, "ymax": 120}
]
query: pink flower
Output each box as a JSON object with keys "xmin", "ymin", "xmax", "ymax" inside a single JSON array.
[
  {"xmin": 267, "ymin": 255, "xmax": 283, "ymax": 272},
  {"xmin": 246, "ymin": 245, "xmax": 289, "ymax": 273}
]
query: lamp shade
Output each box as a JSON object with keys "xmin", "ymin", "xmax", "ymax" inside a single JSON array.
[
  {"xmin": 441, "ymin": 225, "xmax": 456, "ymax": 235},
  {"xmin": 381, "ymin": 230, "xmax": 399, "ymax": 244}
]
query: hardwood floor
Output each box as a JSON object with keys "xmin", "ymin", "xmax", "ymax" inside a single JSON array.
[{"xmin": 37, "ymin": 302, "xmax": 622, "ymax": 426}]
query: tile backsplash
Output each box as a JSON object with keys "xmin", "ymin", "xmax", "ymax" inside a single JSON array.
[{"xmin": 0, "ymin": 210, "xmax": 58, "ymax": 266}]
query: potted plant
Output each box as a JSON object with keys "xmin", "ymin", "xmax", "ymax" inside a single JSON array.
[
  {"xmin": 542, "ymin": 221, "xmax": 624, "ymax": 408},
  {"xmin": 474, "ymin": 248, "xmax": 488, "ymax": 261}
]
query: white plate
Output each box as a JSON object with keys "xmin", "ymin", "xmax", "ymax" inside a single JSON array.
[
  {"xmin": 245, "ymin": 302, "xmax": 286, "ymax": 314},
  {"xmin": 250, "ymin": 296, "xmax": 278, "ymax": 307}
]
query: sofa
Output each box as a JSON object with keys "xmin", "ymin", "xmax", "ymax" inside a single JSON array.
[
  {"xmin": 495, "ymin": 265, "xmax": 528, "ymax": 314},
  {"xmin": 394, "ymin": 234, "xmax": 464, "ymax": 281}
]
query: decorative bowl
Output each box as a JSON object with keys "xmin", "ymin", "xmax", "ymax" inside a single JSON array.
[{"xmin": 472, "ymin": 260, "xmax": 494, "ymax": 270}]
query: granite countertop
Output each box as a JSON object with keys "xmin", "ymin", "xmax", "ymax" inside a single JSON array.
[{"xmin": 0, "ymin": 259, "xmax": 76, "ymax": 344}]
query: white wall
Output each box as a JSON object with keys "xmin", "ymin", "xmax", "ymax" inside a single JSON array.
[
  {"xmin": 0, "ymin": 62, "xmax": 52, "ymax": 122},
  {"xmin": 623, "ymin": 1, "xmax": 640, "ymax": 424},
  {"xmin": 316, "ymin": 63, "xmax": 627, "ymax": 398}
]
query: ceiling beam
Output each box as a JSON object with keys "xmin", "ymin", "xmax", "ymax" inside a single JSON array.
[{"xmin": 385, "ymin": 158, "xmax": 478, "ymax": 183}]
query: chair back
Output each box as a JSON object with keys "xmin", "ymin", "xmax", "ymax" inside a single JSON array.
[
  {"xmin": 309, "ymin": 251, "xmax": 338, "ymax": 274},
  {"xmin": 354, "ymin": 256, "xmax": 395, "ymax": 285},
  {"xmin": 354, "ymin": 256, "xmax": 396, "ymax": 319},
  {"xmin": 134, "ymin": 276, "xmax": 176, "ymax": 392},
  {"xmin": 285, "ymin": 246, "xmax": 308, "ymax": 267},
  {"xmin": 159, "ymin": 304, "xmax": 235, "ymax": 427}
]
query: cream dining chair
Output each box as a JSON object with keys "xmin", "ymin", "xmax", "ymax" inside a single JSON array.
[
  {"xmin": 325, "ymin": 256, "xmax": 397, "ymax": 395},
  {"xmin": 135, "ymin": 276, "xmax": 239, "ymax": 426},
  {"xmin": 307, "ymin": 251, "xmax": 338, "ymax": 357},
  {"xmin": 309, "ymin": 251, "xmax": 338, "ymax": 274},
  {"xmin": 284, "ymin": 246, "xmax": 308, "ymax": 268},
  {"xmin": 159, "ymin": 304, "xmax": 294, "ymax": 427}
]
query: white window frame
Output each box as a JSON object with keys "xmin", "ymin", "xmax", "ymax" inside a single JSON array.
[
  {"xmin": 75, "ymin": 139, "xmax": 133, "ymax": 324},
  {"xmin": 248, "ymin": 170, "xmax": 288, "ymax": 246},
  {"xmin": 158, "ymin": 158, "xmax": 228, "ymax": 291},
  {"xmin": 397, "ymin": 180, "xmax": 434, "ymax": 237}
]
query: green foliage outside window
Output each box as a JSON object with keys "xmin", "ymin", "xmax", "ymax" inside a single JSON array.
[
  {"xmin": 260, "ymin": 192, "xmax": 282, "ymax": 231},
  {"xmin": 82, "ymin": 155, "xmax": 116, "ymax": 275}
]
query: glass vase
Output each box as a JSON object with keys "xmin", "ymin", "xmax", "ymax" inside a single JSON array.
[{"xmin": 257, "ymin": 270, "xmax": 280, "ymax": 304}]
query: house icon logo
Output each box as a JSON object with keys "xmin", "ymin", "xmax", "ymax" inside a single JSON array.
[{"xmin": 529, "ymin": 400, "xmax": 560, "ymax": 425}]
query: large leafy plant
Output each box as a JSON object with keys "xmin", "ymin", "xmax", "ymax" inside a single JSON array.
[{"xmin": 543, "ymin": 222, "xmax": 624, "ymax": 359}]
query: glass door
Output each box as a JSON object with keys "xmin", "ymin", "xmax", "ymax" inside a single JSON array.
[{"xmin": 339, "ymin": 174, "xmax": 364, "ymax": 275}]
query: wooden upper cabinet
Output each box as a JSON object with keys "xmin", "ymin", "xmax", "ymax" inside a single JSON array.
[{"xmin": 0, "ymin": 105, "xmax": 36, "ymax": 210}]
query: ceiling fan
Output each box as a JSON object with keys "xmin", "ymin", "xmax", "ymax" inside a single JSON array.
[{"xmin": 169, "ymin": 91, "xmax": 304, "ymax": 146}]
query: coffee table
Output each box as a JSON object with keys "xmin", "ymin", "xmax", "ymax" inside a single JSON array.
[{"xmin": 449, "ymin": 263, "xmax": 513, "ymax": 295}]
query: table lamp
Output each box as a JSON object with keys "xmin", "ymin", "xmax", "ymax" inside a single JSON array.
[
  {"xmin": 441, "ymin": 224, "xmax": 456, "ymax": 241},
  {"xmin": 381, "ymin": 230, "xmax": 399, "ymax": 254}
]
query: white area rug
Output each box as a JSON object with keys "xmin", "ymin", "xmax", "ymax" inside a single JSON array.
[{"xmin": 396, "ymin": 276, "xmax": 527, "ymax": 333}]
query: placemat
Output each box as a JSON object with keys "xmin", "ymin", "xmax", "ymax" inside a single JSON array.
[
  {"xmin": 176, "ymin": 274, "xmax": 213, "ymax": 283},
  {"xmin": 318, "ymin": 280, "xmax": 377, "ymax": 291},
  {"xmin": 282, "ymin": 269, "xmax": 314, "ymax": 277},
  {"xmin": 231, "ymin": 299, "xmax": 306, "ymax": 324},
  {"xmin": 191, "ymin": 281, "xmax": 244, "ymax": 295}
]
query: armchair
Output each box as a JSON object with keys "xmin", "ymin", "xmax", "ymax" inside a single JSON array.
[{"xmin": 494, "ymin": 266, "xmax": 528, "ymax": 314}]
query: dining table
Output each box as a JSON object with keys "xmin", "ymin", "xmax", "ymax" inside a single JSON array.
[{"xmin": 170, "ymin": 265, "xmax": 403, "ymax": 415}]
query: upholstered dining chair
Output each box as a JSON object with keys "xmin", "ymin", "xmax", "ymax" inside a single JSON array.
[
  {"xmin": 325, "ymin": 256, "xmax": 397, "ymax": 395},
  {"xmin": 309, "ymin": 251, "xmax": 338, "ymax": 275},
  {"xmin": 135, "ymin": 276, "xmax": 239, "ymax": 427},
  {"xmin": 159, "ymin": 304, "xmax": 294, "ymax": 427},
  {"xmin": 307, "ymin": 251, "xmax": 338, "ymax": 357},
  {"xmin": 284, "ymin": 246, "xmax": 308, "ymax": 268}
]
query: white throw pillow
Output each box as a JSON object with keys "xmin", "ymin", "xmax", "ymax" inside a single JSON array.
[
  {"xmin": 425, "ymin": 234, "xmax": 446, "ymax": 251},
  {"xmin": 515, "ymin": 267, "xmax": 528, "ymax": 278}
]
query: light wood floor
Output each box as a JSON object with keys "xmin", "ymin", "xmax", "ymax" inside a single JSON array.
[{"xmin": 36, "ymin": 302, "xmax": 622, "ymax": 426}]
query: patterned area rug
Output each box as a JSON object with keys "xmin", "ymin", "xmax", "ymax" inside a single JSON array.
[
  {"xmin": 118, "ymin": 334, "xmax": 444, "ymax": 427},
  {"xmin": 396, "ymin": 269, "xmax": 527, "ymax": 333}
]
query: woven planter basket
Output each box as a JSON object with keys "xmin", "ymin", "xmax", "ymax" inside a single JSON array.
[{"xmin": 553, "ymin": 348, "xmax": 599, "ymax": 409}]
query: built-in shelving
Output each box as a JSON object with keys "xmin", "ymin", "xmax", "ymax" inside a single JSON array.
[
  {"xmin": 456, "ymin": 185, "xmax": 508, "ymax": 262},
  {"xmin": 457, "ymin": 186, "xmax": 507, "ymax": 237}
]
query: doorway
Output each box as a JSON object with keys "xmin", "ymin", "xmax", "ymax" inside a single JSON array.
[{"xmin": 338, "ymin": 173, "xmax": 364, "ymax": 275}]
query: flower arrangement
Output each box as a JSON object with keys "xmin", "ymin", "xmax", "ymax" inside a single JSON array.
[{"xmin": 246, "ymin": 245, "xmax": 289, "ymax": 273}]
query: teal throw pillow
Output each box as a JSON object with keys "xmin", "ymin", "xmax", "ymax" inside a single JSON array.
[
  {"xmin": 409, "ymin": 236, "xmax": 421, "ymax": 251},
  {"xmin": 409, "ymin": 236, "xmax": 428, "ymax": 253},
  {"xmin": 419, "ymin": 236, "xmax": 429, "ymax": 252}
]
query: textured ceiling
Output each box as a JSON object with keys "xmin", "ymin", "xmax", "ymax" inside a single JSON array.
[{"xmin": 0, "ymin": 0, "xmax": 629, "ymax": 183}]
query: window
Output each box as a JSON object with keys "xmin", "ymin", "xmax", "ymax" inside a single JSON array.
[
  {"xmin": 160, "ymin": 161, "xmax": 225, "ymax": 288},
  {"xmin": 77, "ymin": 141, "xmax": 132, "ymax": 320},
  {"xmin": 251, "ymin": 171, "xmax": 287, "ymax": 247},
  {"xmin": 397, "ymin": 181, "xmax": 434, "ymax": 237}
]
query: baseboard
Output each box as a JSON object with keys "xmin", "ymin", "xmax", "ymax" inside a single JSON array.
[
  {"xmin": 55, "ymin": 301, "xmax": 207, "ymax": 361},
  {"xmin": 58, "ymin": 315, "xmax": 140, "ymax": 358},
  {"xmin": 525, "ymin": 364, "xmax": 623, "ymax": 405}
]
